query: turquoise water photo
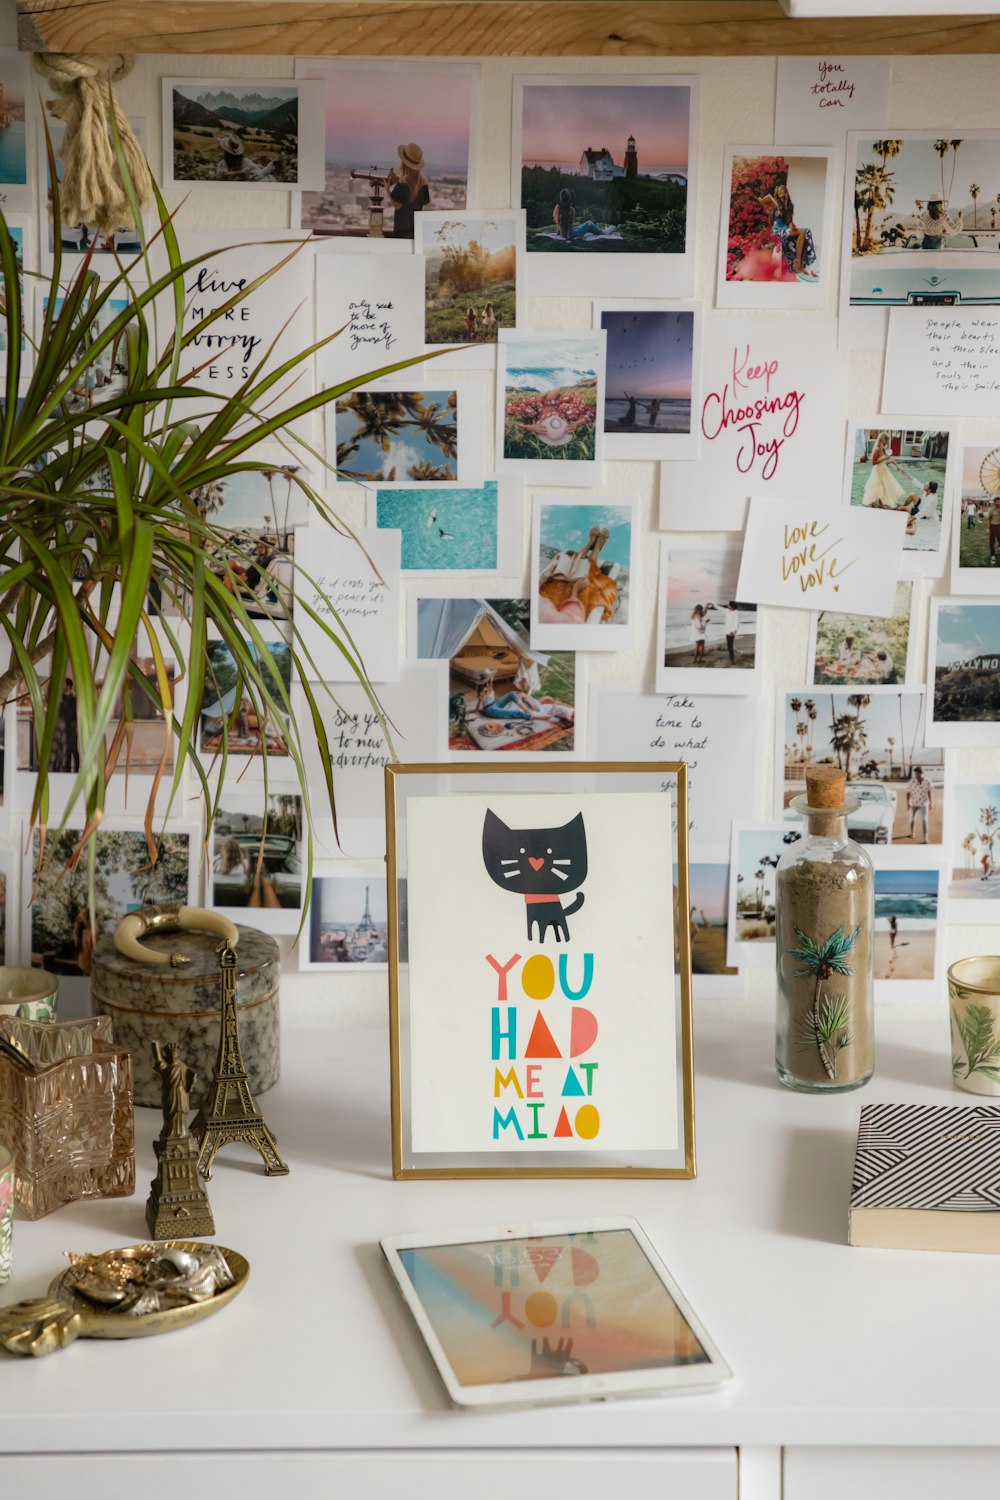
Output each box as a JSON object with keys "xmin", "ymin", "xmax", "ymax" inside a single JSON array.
[
  {"xmin": 376, "ymin": 482, "xmax": 499, "ymax": 571},
  {"xmin": 874, "ymin": 890, "xmax": 938, "ymax": 923},
  {"xmin": 0, "ymin": 123, "xmax": 27, "ymax": 186}
]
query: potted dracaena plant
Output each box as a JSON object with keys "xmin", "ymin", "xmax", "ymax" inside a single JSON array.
[{"xmin": 0, "ymin": 153, "xmax": 434, "ymax": 928}]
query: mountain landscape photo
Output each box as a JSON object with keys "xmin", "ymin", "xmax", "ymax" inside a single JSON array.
[{"xmin": 171, "ymin": 82, "xmax": 301, "ymax": 183}]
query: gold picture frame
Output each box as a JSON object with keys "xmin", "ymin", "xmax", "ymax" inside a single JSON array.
[{"xmin": 385, "ymin": 761, "xmax": 694, "ymax": 1180}]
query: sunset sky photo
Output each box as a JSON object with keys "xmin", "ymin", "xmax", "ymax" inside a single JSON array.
[
  {"xmin": 962, "ymin": 443, "xmax": 997, "ymax": 499},
  {"xmin": 666, "ymin": 544, "xmax": 741, "ymax": 613},
  {"xmin": 520, "ymin": 83, "xmax": 691, "ymax": 174},
  {"xmin": 316, "ymin": 64, "xmax": 474, "ymax": 168},
  {"xmin": 601, "ymin": 309, "xmax": 693, "ymax": 400}
]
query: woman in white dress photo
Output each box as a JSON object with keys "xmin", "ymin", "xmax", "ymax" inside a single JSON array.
[
  {"xmin": 861, "ymin": 432, "xmax": 915, "ymax": 509},
  {"xmin": 690, "ymin": 602, "xmax": 718, "ymax": 663}
]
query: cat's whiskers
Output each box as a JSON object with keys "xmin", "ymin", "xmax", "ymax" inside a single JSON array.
[
  {"xmin": 499, "ymin": 859, "xmax": 519, "ymax": 865},
  {"xmin": 552, "ymin": 859, "xmax": 572, "ymax": 866},
  {"xmin": 552, "ymin": 868, "xmax": 568, "ymax": 881},
  {"xmin": 503, "ymin": 868, "xmax": 522, "ymax": 879}
]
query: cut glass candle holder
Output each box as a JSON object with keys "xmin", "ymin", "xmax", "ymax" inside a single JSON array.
[{"xmin": 0, "ymin": 1015, "xmax": 135, "ymax": 1220}]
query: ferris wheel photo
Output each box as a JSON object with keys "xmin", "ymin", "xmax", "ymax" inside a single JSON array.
[
  {"xmin": 958, "ymin": 443, "xmax": 1000, "ymax": 577},
  {"xmin": 979, "ymin": 448, "xmax": 1000, "ymax": 498}
]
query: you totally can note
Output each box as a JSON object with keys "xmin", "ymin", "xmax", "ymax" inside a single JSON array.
[
  {"xmin": 774, "ymin": 56, "xmax": 889, "ymax": 146},
  {"xmin": 737, "ymin": 497, "xmax": 905, "ymax": 617},
  {"xmin": 882, "ymin": 308, "xmax": 1000, "ymax": 417}
]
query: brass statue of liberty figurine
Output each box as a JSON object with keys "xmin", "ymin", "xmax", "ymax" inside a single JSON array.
[{"xmin": 147, "ymin": 1042, "xmax": 216, "ymax": 1239}]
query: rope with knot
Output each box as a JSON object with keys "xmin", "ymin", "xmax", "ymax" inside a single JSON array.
[{"xmin": 32, "ymin": 53, "xmax": 152, "ymax": 235}]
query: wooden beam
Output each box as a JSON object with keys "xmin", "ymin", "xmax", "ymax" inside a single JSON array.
[{"xmin": 16, "ymin": 0, "xmax": 1000, "ymax": 58}]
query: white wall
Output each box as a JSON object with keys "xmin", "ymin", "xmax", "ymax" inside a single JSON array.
[{"xmin": 3, "ymin": 1, "xmax": 997, "ymax": 1026}]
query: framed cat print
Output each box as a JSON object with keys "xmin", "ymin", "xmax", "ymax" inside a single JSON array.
[{"xmin": 385, "ymin": 761, "xmax": 695, "ymax": 1179}]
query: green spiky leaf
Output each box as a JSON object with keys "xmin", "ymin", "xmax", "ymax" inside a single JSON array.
[
  {"xmin": 798, "ymin": 992, "xmax": 854, "ymax": 1051},
  {"xmin": 0, "ymin": 120, "xmax": 464, "ymax": 939},
  {"xmin": 953, "ymin": 1003, "xmax": 1000, "ymax": 1078}
]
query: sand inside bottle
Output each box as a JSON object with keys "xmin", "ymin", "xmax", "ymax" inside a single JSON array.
[{"xmin": 776, "ymin": 856, "xmax": 873, "ymax": 1088}]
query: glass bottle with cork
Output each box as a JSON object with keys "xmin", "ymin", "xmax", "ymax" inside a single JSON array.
[{"xmin": 775, "ymin": 766, "xmax": 874, "ymax": 1093}]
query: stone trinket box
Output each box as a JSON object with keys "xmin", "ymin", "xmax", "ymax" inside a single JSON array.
[{"xmin": 90, "ymin": 925, "xmax": 280, "ymax": 1108}]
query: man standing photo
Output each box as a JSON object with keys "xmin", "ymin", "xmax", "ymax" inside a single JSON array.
[
  {"xmin": 989, "ymin": 495, "xmax": 1000, "ymax": 564},
  {"xmin": 906, "ymin": 765, "xmax": 933, "ymax": 844}
]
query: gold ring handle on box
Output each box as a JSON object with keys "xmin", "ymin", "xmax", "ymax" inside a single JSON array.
[{"xmin": 113, "ymin": 905, "xmax": 240, "ymax": 968}]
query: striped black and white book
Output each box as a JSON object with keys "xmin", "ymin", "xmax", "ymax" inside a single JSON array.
[{"xmin": 849, "ymin": 1102, "xmax": 1000, "ymax": 1254}]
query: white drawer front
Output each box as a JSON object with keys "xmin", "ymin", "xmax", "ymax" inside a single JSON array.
[
  {"xmin": 6, "ymin": 1449, "xmax": 737, "ymax": 1500},
  {"xmin": 785, "ymin": 1447, "xmax": 1000, "ymax": 1500}
]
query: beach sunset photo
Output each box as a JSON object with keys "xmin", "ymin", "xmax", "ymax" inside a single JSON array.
[
  {"xmin": 599, "ymin": 306, "xmax": 694, "ymax": 439},
  {"xmin": 658, "ymin": 539, "xmax": 757, "ymax": 690}
]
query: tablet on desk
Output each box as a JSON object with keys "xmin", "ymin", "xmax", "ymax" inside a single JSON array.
[{"xmin": 380, "ymin": 1215, "xmax": 732, "ymax": 1409}]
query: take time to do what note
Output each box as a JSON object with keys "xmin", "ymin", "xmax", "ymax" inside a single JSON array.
[{"xmin": 737, "ymin": 497, "xmax": 906, "ymax": 616}]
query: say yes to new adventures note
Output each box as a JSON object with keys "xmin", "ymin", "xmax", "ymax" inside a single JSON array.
[{"xmin": 736, "ymin": 497, "xmax": 906, "ymax": 616}]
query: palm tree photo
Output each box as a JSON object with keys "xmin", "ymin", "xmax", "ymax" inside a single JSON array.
[{"xmin": 335, "ymin": 390, "xmax": 460, "ymax": 483}]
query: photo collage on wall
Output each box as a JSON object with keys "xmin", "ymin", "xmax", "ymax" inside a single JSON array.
[{"xmin": 2, "ymin": 44, "xmax": 998, "ymax": 1011}]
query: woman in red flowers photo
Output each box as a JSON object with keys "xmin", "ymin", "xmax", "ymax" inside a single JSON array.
[
  {"xmin": 718, "ymin": 147, "xmax": 831, "ymax": 308},
  {"xmin": 500, "ymin": 333, "xmax": 600, "ymax": 462}
]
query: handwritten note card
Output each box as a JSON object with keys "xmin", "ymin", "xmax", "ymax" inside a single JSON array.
[
  {"xmin": 315, "ymin": 251, "xmax": 425, "ymax": 391},
  {"xmin": 737, "ymin": 497, "xmax": 905, "ymax": 617},
  {"xmin": 295, "ymin": 526, "xmax": 400, "ymax": 683},
  {"xmin": 659, "ymin": 316, "xmax": 846, "ymax": 531},
  {"xmin": 165, "ymin": 230, "xmax": 314, "ymax": 423},
  {"xmin": 299, "ymin": 662, "xmax": 445, "ymax": 857},
  {"xmin": 882, "ymin": 309, "xmax": 1000, "ymax": 418},
  {"xmin": 591, "ymin": 688, "xmax": 762, "ymax": 849},
  {"xmin": 774, "ymin": 56, "xmax": 889, "ymax": 146}
]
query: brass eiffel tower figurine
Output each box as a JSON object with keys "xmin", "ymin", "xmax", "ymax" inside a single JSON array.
[{"xmin": 192, "ymin": 943, "xmax": 289, "ymax": 1179}]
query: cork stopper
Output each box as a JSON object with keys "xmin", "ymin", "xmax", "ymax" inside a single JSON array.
[{"xmin": 806, "ymin": 766, "xmax": 846, "ymax": 809}]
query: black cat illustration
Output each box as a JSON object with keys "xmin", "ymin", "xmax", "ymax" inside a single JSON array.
[{"xmin": 482, "ymin": 808, "xmax": 587, "ymax": 944}]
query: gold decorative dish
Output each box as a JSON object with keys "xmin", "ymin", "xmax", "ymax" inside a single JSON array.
[{"xmin": 0, "ymin": 1241, "xmax": 249, "ymax": 1357}]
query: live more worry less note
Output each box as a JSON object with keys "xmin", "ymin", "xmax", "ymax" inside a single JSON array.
[{"xmin": 736, "ymin": 497, "xmax": 906, "ymax": 617}]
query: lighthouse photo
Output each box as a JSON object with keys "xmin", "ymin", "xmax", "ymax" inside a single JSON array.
[{"xmin": 516, "ymin": 79, "xmax": 692, "ymax": 260}]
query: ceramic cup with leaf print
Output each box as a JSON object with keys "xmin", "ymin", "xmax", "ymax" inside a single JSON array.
[
  {"xmin": 0, "ymin": 967, "xmax": 58, "ymax": 1024},
  {"xmin": 0, "ymin": 1143, "xmax": 13, "ymax": 1284},
  {"xmin": 949, "ymin": 958, "xmax": 1000, "ymax": 1096}
]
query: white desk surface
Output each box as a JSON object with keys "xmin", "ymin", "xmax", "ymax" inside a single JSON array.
[{"xmin": 0, "ymin": 1002, "xmax": 996, "ymax": 1454}]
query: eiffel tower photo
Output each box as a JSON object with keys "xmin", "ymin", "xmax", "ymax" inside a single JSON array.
[
  {"xmin": 192, "ymin": 943, "xmax": 289, "ymax": 1179},
  {"xmin": 357, "ymin": 885, "xmax": 374, "ymax": 933}
]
